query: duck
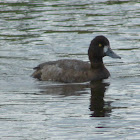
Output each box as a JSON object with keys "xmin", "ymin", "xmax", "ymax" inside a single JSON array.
[{"xmin": 32, "ymin": 35, "xmax": 121, "ymax": 83}]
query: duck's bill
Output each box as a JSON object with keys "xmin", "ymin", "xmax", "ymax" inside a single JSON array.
[{"xmin": 104, "ymin": 47, "xmax": 121, "ymax": 59}]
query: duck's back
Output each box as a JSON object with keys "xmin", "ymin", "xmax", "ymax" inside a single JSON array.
[{"xmin": 32, "ymin": 59, "xmax": 91, "ymax": 82}]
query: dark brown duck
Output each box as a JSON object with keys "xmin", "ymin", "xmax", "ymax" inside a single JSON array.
[{"xmin": 32, "ymin": 35, "xmax": 121, "ymax": 82}]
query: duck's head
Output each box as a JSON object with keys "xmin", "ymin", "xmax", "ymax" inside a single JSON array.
[{"xmin": 88, "ymin": 35, "xmax": 121, "ymax": 62}]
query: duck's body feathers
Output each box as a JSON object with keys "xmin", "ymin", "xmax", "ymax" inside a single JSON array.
[{"xmin": 32, "ymin": 59, "xmax": 110, "ymax": 83}]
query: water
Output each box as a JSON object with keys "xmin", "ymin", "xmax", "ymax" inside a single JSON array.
[{"xmin": 0, "ymin": 0, "xmax": 140, "ymax": 139}]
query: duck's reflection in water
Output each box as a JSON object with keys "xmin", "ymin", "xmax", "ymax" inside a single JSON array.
[
  {"xmin": 89, "ymin": 80, "xmax": 111, "ymax": 117},
  {"xmin": 38, "ymin": 80, "xmax": 111, "ymax": 117},
  {"xmin": 39, "ymin": 82, "xmax": 90, "ymax": 96}
]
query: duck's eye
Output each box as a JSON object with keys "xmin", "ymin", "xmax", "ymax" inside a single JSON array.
[{"xmin": 99, "ymin": 43, "xmax": 102, "ymax": 47}]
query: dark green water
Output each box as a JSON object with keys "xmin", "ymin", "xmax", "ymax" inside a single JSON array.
[{"xmin": 0, "ymin": 0, "xmax": 140, "ymax": 139}]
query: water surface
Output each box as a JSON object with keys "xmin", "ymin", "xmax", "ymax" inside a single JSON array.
[{"xmin": 0, "ymin": 0, "xmax": 140, "ymax": 139}]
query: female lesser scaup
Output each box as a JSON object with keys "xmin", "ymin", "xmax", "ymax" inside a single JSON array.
[{"xmin": 32, "ymin": 35, "xmax": 121, "ymax": 82}]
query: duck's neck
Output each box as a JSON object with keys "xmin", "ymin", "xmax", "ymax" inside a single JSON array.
[{"xmin": 90, "ymin": 58, "xmax": 104, "ymax": 69}]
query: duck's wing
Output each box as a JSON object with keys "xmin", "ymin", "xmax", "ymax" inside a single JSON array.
[
  {"xmin": 32, "ymin": 61, "xmax": 57, "ymax": 80},
  {"xmin": 32, "ymin": 59, "xmax": 90, "ymax": 82}
]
